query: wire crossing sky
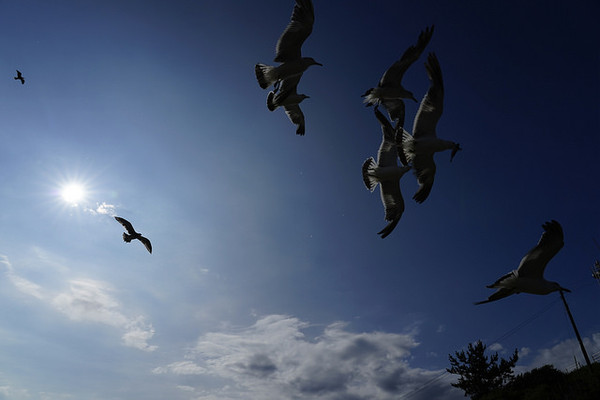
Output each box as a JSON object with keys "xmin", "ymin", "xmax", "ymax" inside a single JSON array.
[{"xmin": 0, "ymin": 1, "xmax": 599, "ymax": 399}]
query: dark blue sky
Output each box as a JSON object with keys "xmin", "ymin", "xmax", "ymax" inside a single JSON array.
[{"xmin": 0, "ymin": 1, "xmax": 599, "ymax": 399}]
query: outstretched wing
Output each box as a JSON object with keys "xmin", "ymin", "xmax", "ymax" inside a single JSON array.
[
  {"xmin": 115, "ymin": 216, "xmax": 136, "ymax": 235},
  {"xmin": 139, "ymin": 236, "xmax": 153, "ymax": 254},
  {"xmin": 474, "ymin": 287, "xmax": 516, "ymax": 305},
  {"xmin": 412, "ymin": 52, "xmax": 444, "ymax": 139},
  {"xmin": 517, "ymin": 220, "xmax": 564, "ymax": 278},
  {"xmin": 411, "ymin": 154, "xmax": 436, "ymax": 203},
  {"xmin": 274, "ymin": 0, "xmax": 315, "ymax": 62},
  {"xmin": 283, "ymin": 103, "xmax": 306, "ymax": 135},
  {"xmin": 377, "ymin": 179, "xmax": 404, "ymax": 238},
  {"xmin": 378, "ymin": 26, "xmax": 434, "ymax": 88}
]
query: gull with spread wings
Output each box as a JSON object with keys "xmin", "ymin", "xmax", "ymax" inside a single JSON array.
[
  {"xmin": 255, "ymin": 0, "xmax": 322, "ymax": 91},
  {"xmin": 115, "ymin": 216, "xmax": 152, "ymax": 254},
  {"xmin": 362, "ymin": 26, "xmax": 434, "ymax": 127},
  {"xmin": 400, "ymin": 52, "xmax": 461, "ymax": 203},
  {"xmin": 362, "ymin": 107, "xmax": 411, "ymax": 238},
  {"xmin": 475, "ymin": 220, "xmax": 569, "ymax": 305},
  {"xmin": 266, "ymin": 75, "xmax": 309, "ymax": 135},
  {"xmin": 14, "ymin": 70, "xmax": 25, "ymax": 84}
]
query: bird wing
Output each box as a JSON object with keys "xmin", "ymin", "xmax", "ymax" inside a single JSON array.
[
  {"xmin": 16, "ymin": 70, "xmax": 22, "ymax": 77},
  {"xmin": 374, "ymin": 107, "xmax": 400, "ymax": 167},
  {"xmin": 283, "ymin": 103, "xmax": 306, "ymax": 135},
  {"xmin": 114, "ymin": 216, "xmax": 137, "ymax": 235},
  {"xmin": 412, "ymin": 52, "xmax": 444, "ymax": 139},
  {"xmin": 380, "ymin": 99, "xmax": 406, "ymax": 129},
  {"xmin": 378, "ymin": 26, "xmax": 434, "ymax": 88},
  {"xmin": 139, "ymin": 236, "xmax": 153, "ymax": 254},
  {"xmin": 274, "ymin": 0, "xmax": 315, "ymax": 62},
  {"xmin": 474, "ymin": 287, "xmax": 516, "ymax": 305},
  {"xmin": 411, "ymin": 154, "xmax": 436, "ymax": 203},
  {"xmin": 517, "ymin": 220, "xmax": 564, "ymax": 278},
  {"xmin": 377, "ymin": 180, "xmax": 404, "ymax": 238}
]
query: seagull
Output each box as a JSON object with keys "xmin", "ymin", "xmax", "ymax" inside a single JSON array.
[
  {"xmin": 114, "ymin": 216, "xmax": 152, "ymax": 254},
  {"xmin": 475, "ymin": 220, "xmax": 570, "ymax": 305},
  {"xmin": 400, "ymin": 52, "xmax": 461, "ymax": 203},
  {"xmin": 362, "ymin": 107, "xmax": 411, "ymax": 238},
  {"xmin": 14, "ymin": 70, "xmax": 25, "ymax": 84},
  {"xmin": 362, "ymin": 26, "xmax": 434, "ymax": 125},
  {"xmin": 255, "ymin": 0, "xmax": 322, "ymax": 90},
  {"xmin": 266, "ymin": 75, "xmax": 310, "ymax": 135}
]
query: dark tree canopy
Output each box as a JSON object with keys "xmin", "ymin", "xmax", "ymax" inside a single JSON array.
[{"xmin": 447, "ymin": 340, "xmax": 518, "ymax": 399}]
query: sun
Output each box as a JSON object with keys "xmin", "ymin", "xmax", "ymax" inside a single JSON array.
[{"xmin": 60, "ymin": 182, "xmax": 88, "ymax": 205}]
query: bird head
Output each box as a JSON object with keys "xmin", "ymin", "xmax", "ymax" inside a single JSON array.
[
  {"xmin": 450, "ymin": 143, "xmax": 462, "ymax": 162},
  {"xmin": 305, "ymin": 57, "xmax": 323, "ymax": 67}
]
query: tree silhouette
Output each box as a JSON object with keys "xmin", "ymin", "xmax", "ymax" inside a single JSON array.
[{"xmin": 447, "ymin": 340, "xmax": 518, "ymax": 399}]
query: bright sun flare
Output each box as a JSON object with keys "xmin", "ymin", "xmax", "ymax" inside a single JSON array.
[{"xmin": 60, "ymin": 183, "xmax": 87, "ymax": 205}]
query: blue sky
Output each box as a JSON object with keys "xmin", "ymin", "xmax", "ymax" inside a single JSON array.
[{"xmin": 0, "ymin": 0, "xmax": 599, "ymax": 399}]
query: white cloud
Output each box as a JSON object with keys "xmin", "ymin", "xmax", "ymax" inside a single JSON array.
[
  {"xmin": 526, "ymin": 333, "xmax": 600, "ymax": 371},
  {"xmin": 0, "ymin": 254, "xmax": 156, "ymax": 352},
  {"xmin": 85, "ymin": 201, "xmax": 116, "ymax": 216},
  {"xmin": 154, "ymin": 314, "xmax": 462, "ymax": 400},
  {"xmin": 489, "ymin": 342, "xmax": 504, "ymax": 352}
]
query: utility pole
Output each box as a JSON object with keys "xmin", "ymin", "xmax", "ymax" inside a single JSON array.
[{"xmin": 559, "ymin": 289, "xmax": 591, "ymax": 368}]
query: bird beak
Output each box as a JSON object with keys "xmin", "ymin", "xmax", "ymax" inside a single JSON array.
[
  {"xmin": 315, "ymin": 62, "xmax": 323, "ymax": 66},
  {"xmin": 450, "ymin": 144, "xmax": 462, "ymax": 162},
  {"xmin": 410, "ymin": 95, "xmax": 418, "ymax": 103},
  {"xmin": 560, "ymin": 287, "xmax": 571, "ymax": 293}
]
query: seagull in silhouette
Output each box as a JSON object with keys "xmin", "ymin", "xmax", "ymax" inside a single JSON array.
[
  {"xmin": 399, "ymin": 53, "xmax": 461, "ymax": 203},
  {"xmin": 362, "ymin": 107, "xmax": 411, "ymax": 238},
  {"xmin": 114, "ymin": 216, "xmax": 152, "ymax": 254},
  {"xmin": 362, "ymin": 26, "xmax": 434, "ymax": 125},
  {"xmin": 255, "ymin": 0, "xmax": 322, "ymax": 91},
  {"xmin": 14, "ymin": 70, "xmax": 25, "ymax": 84},
  {"xmin": 266, "ymin": 75, "xmax": 309, "ymax": 135},
  {"xmin": 475, "ymin": 220, "xmax": 569, "ymax": 305}
]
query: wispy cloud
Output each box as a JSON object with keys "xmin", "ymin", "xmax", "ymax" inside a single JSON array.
[
  {"xmin": 85, "ymin": 201, "xmax": 116, "ymax": 216},
  {"xmin": 154, "ymin": 314, "xmax": 461, "ymax": 400},
  {"xmin": 0, "ymin": 254, "xmax": 156, "ymax": 352}
]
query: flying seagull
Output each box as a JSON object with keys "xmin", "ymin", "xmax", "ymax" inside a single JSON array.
[
  {"xmin": 400, "ymin": 52, "xmax": 461, "ymax": 203},
  {"xmin": 362, "ymin": 26, "xmax": 434, "ymax": 126},
  {"xmin": 475, "ymin": 220, "xmax": 569, "ymax": 305},
  {"xmin": 266, "ymin": 75, "xmax": 309, "ymax": 135},
  {"xmin": 14, "ymin": 70, "xmax": 25, "ymax": 84},
  {"xmin": 255, "ymin": 0, "xmax": 322, "ymax": 91},
  {"xmin": 362, "ymin": 107, "xmax": 411, "ymax": 238},
  {"xmin": 114, "ymin": 216, "xmax": 152, "ymax": 254}
]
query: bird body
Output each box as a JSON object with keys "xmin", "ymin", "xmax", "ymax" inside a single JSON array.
[
  {"xmin": 475, "ymin": 220, "xmax": 569, "ymax": 305},
  {"xmin": 115, "ymin": 216, "xmax": 152, "ymax": 254},
  {"xmin": 362, "ymin": 107, "xmax": 411, "ymax": 238},
  {"xmin": 255, "ymin": 57, "xmax": 321, "ymax": 90}
]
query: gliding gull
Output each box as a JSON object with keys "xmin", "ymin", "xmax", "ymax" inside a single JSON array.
[
  {"xmin": 266, "ymin": 75, "xmax": 309, "ymax": 135},
  {"xmin": 362, "ymin": 26, "xmax": 434, "ymax": 126},
  {"xmin": 362, "ymin": 107, "xmax": 411, "ymax": 238},
  {"xmin": 400, "ymin": 52, "xmax": 461, "ymax": 203},
  {"xmin": 115, "ymin": 216, "xmax": 152, "ymax": 254},
  {"xmin": 475, "ymin": 220, "xmax": 569, "ymax": 305},
  {"xmin": 14, "ymin": 70, "xmax": 25, "ymax": 84},
  {"xmin": 254, "ymin": 0, "xmax": 322, "ymax": 90}
]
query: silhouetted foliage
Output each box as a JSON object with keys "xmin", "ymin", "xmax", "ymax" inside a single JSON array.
[
  {"xmin": 447, "ymin": 340, "xmax": 518, "ymax": 399},
  {"xmin": 481, "ymin": 363, "xmax": 600, "ymax": 400}
]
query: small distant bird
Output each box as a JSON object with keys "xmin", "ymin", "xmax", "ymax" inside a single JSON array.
[
  {"xmin": 255, "ymin": 0, "xmax": 322, "ymax": 91},
  {"xmin": 400, "ymin": 53, "xmax": 461, "ymax": 203},
  {"xmin": 362, "ymin": 107, "xmax": 411, "ymax": 238},
  {"xmin": 362, "ymin": 26, "xmax": 434, "ymax": 126},
  {"xmin": 14, "ymin": 70, "xmax": 25, "ymax": 84},
  {"xmin": 114, "ymin": 216, "xmax": 152, "ymax": 254},
  {"xmin": 266, "ymin": 75, "xmax": 309, "ymax": 135},
  {"xmin": 475, "ymin": 220, "xmax": 570, "ymax": 305}
]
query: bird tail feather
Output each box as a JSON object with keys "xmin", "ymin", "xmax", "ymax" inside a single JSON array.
[
  {"xmin": 361, "ymin": 157, "xmax": 379, "ymax": 192},
  {"xmin": 123, "ymin": 233, "xmax": 133, "ymax": 243},
  {"xmin": 255, "ymin": 64, "xmax": 277, "ymax": 89}
]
